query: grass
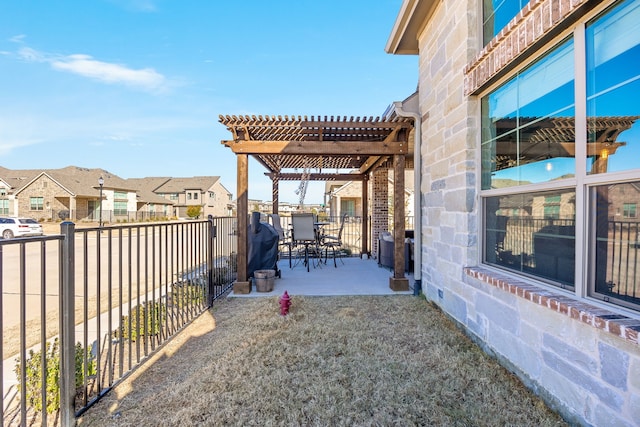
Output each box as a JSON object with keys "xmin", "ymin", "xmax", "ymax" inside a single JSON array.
[{"xmin": 77, "ymin": 295, "xmax": 566, "ymax": 426}]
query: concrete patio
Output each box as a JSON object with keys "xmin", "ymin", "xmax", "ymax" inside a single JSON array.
[{"xmin": 230, "ymin": 256, "xmax": 415, "ymax": 297}]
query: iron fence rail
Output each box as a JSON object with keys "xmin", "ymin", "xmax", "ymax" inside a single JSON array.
[
  {"xmin": 1, "ymin": 217, "xmax": 236, "ymax": 426},
  {"xmin": 487, "ymin": 216, "xmax": 640, "ymax": 308}
]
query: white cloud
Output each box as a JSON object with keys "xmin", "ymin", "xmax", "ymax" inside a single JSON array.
[
  {"xmin": 9, "ymin": 34, "xmax": 26, "ymax": 43},
  {"xmin": 51, "ymin": 54, "xmax": 167, "ymax": 92},
  {"xmin": 18, "ymin": 47, "xmax": 44, "ymax": 62},
  {"xmin": 17, "ymin": 47, "xmax": 170, "ymax": 93}
]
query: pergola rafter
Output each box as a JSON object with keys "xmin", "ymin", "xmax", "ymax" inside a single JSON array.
[{"xmin": 219, "ymin": 114, "xmax": 414, "ymax": 294}]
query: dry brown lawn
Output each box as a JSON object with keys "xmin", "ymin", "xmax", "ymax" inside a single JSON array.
[{"xmin": 77, "ymin": 295, "xmax": 567, "ymax": 427}]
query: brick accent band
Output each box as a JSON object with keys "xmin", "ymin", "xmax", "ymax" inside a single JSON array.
[
  {"xmin": 465, "ymin": 266, "xmax": 640, "ymax": 346},
  {"xmin": 464, "ymin": 0, "xmax": 588, "ymax": 95}
]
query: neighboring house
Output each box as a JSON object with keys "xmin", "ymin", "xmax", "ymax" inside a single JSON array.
[
  {"xmin": 0, "ymin": 167, "xmax": 233, "ymax": 223},
  {"xmin": 0, "ymin": 166, "xmax": 184, "ymax": 224},
  {"xmin": 151, "ymin": 176, "xmax": 233, "ymax": 218},
  {"xmin": 0, "ymin": 166, "xmax": 138, "ymax": 223},
  {"xmin": 124, "ymin": 177, "xmax": 176, "ymax": 220},
  {"xmin": 325, "ymin": 171, "xmax": 414, "ymax": 221},
  {"xmin": 387, "ymin": 0, "xmax": 640, "ymax": 425}
]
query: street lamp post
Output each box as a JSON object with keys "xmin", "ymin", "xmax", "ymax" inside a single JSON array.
[{"xmin": 98, "ymin": 176, "xmax": 104, "ymax": 228}]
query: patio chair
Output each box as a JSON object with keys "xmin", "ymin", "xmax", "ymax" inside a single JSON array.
[
  {"xmin": 320, "ymin": 213, "xmax": 347, "ymax": 267},
  {"xmin": 269, "ymin": 213, "xmax": 293, "ymax": 268},
  {"xmin": 291, "ymin": 213, "xmax": 320, "ymax": 272}
]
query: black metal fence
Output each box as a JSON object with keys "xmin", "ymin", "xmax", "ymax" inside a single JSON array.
[
  {"xmin": 0, "ymin": 217, "xmax": 236, "ymax": 426},
  {"xmin": 601, "ymin": 220, "xmax": 640, "ymax": 308}
]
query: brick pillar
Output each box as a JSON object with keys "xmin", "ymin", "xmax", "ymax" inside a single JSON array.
[{"xmin": 372, "ymin": 168, "xmax": 389, "ymax": 259}]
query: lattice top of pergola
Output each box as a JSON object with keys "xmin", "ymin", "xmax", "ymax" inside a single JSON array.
[{"xmin": 219, "ymin": 114, "xmax": 414, "ymax": 180}]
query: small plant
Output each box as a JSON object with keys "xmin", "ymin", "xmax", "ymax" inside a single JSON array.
[
  {"xmin": 212, "ymin": 266, "xmax": 231, "ymax": 286},
  {"xmin": 118, "ymin": 301, "xmax": 166, "ymax": 341},
  {"xmin": 227, "ymin": 252, "xmax": 238, "ymax": 272},
  {"xmin": 170, "ymin": 280, "xmax": 206, "ymax": 308},
  {"xmin": 186, "ymin": 206, "xmax": 202, "ymax": 219},
  {"xmin": 14, "ymin": 338, "xmax": 96, "ymax": 414}
]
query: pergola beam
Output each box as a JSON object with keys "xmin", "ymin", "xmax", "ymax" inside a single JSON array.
[{"xmin": 221, "ymin": 140, "xmax": 408, "ymax": 155}]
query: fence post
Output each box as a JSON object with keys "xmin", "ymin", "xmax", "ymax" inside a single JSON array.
[
  {"xmin": 207, "ymin": 215, "xmax": 215, "ymax": 306},
  {"xmin": 59, "ymin": 222, "xmax": 76, "ymax": 425}
]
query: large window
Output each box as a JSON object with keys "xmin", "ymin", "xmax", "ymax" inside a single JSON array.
[
  {"xmin": 586, "ymin": 0, "xmax": 640, "ymax": 310},
  {"xmin": 623, "ymin": 203, "xmax": 637, "ymax": 218},
  {"xmin": 481, "ymin": 38, "xmax": 575, "ymax": 191},
  {"xmin": 591, "ymin": 182, "xmax": 640, "ymax": 310},
  {"xmin": 30, "ymin": 197, "xmax": 44, "ymax": 211},
  {"xmin": 114, "ymin": 201, "xmax": 128, "ymax": 216},
  {"xmin": 586, "ymin": 0, "xmax": 640, "ymax": 174},
  {"xmin": 483, "ymin": 0, "xmax": 530, "ymax": 45},
  {"xmin": 485, "ymin": 190, "xmax": 576, "ymax": 289},
  {"xmin": 0, "ymin": 199, "xmax": 8, "ymax": 215},
  {"xmin": 481, "ymin": 0, "xmax": 640, "ymax": 311}
]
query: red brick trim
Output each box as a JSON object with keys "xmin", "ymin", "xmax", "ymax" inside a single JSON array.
[
  {"xmin": 464, "ymin": 0, "xmax": 588, "ymax": 95},
  {"xmin": 464, "ymin": 266, "xmax": 640, "ymax": 346}
]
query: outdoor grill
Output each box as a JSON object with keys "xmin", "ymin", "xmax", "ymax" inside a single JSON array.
[{"xmin": 247, "ymin": 212, "xmax": 280, "ymax": 279}]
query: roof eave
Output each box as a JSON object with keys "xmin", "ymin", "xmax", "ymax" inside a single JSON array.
[{"xmin": 385, "ymin": 0, "xmax": 437, "ymax": 55}]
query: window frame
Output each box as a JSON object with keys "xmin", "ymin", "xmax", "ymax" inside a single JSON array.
[
  {"xmin": 30, "ymin": 196, "xmax": 44, "ymax": 211},
  {"xmin": 113, "ymin": 201, "xmax": 128, "ymax": 216},
  {"xmin": 478, "ymin": 0, "xmax": 640, "ymax": 312}
]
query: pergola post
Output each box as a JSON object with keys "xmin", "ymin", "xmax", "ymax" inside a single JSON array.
[
  {"xmin": 272, "ymin": 175, "xmax": 279, "ymax": 214},
  {"xmin": 234, "ymin": 154, "xmax": 251, "ymax": 294},
  {"xmin": 361, "ymin": 175, "xmax": 369, "ymax": 258},
  {"xmin": 390, "ymin": 154, "xmax": 409, "ymax": 291}
]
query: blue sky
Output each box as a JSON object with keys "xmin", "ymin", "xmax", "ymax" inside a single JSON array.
[{"xmin": 0, "ymin": 1, "xmax": 417, "ymax": 204}]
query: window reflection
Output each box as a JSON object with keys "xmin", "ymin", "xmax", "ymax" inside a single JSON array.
[
  {"xmin": 586, "ymin": 0, "xmax": 640, "ymax": 174},
  {"xmin": 485, "ymin": 190, "xmax": 576, "ymax": 288},
  {"xmin": 592, "ymin": 182, "xmax": 640, "ymax": 308},
  {"xmin": 483, "ymin": 0, "xmax": 530, "ymax": 45},
  {"xmin": 481, "ymin": 39, "xmax": 575, "ymax": 190}
]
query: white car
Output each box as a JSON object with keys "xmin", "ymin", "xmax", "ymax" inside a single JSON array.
[{"xmin": 0, "ymin": 217, "xmax": 44, "ymax": 239}]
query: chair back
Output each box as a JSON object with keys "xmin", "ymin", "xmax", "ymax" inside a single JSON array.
[
  {"xmin": 337, "ymin": 213, "xmax": 348, "ymax": 239},
  {"xmin": 291, "ymin": 213, "xmax": 316, "ymax": 242},
  {"xmin": 269, "ymin": 214, "xmax": 286, "ymax": 240}
]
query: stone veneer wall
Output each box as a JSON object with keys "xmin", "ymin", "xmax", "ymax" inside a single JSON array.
[
  {"xmin": 414, "ymin": 0, "xmax": 639, "ymax": 425},
  {"xmin": 417, "ymin": 0, "xmax": 479, "ymax": 291}
]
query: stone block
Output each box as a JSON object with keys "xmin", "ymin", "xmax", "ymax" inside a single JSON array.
[{"xmin": 599, "ymin": 342, "xmax": 629, "ymax": 391}]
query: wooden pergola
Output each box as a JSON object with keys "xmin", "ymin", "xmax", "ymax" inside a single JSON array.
[{"xmin": 219, "ymin": 114, "xmax": 414, "ymax": 294}]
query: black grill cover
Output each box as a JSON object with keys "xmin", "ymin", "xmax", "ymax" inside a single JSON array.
[{"xmin": 247, "ymin": 212, "xmax": 279, "ymax": 278}]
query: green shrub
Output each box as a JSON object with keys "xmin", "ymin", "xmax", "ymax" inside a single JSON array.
[
  {"xmin": 186, "ymin": 206, "xmax": 201, "ymax": 219},
  {"xmin": 171, "ymin": 281, "xmax": 206, "ymax": 308},
  {"xmin": 227, "ymin": 252, "xmax": 238, "ymax": 272},
  {"xmin": 14, "ymin": 338, "xmax": 96, "ymax": 414},
  {"xmin": 118, "ymin": 301, "xmax": 166, "ymax": 341}
]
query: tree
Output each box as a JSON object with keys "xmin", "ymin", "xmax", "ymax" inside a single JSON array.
[{"xmin": 186, "ymin": 205, "xmax": 202, "ymax": 219}]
